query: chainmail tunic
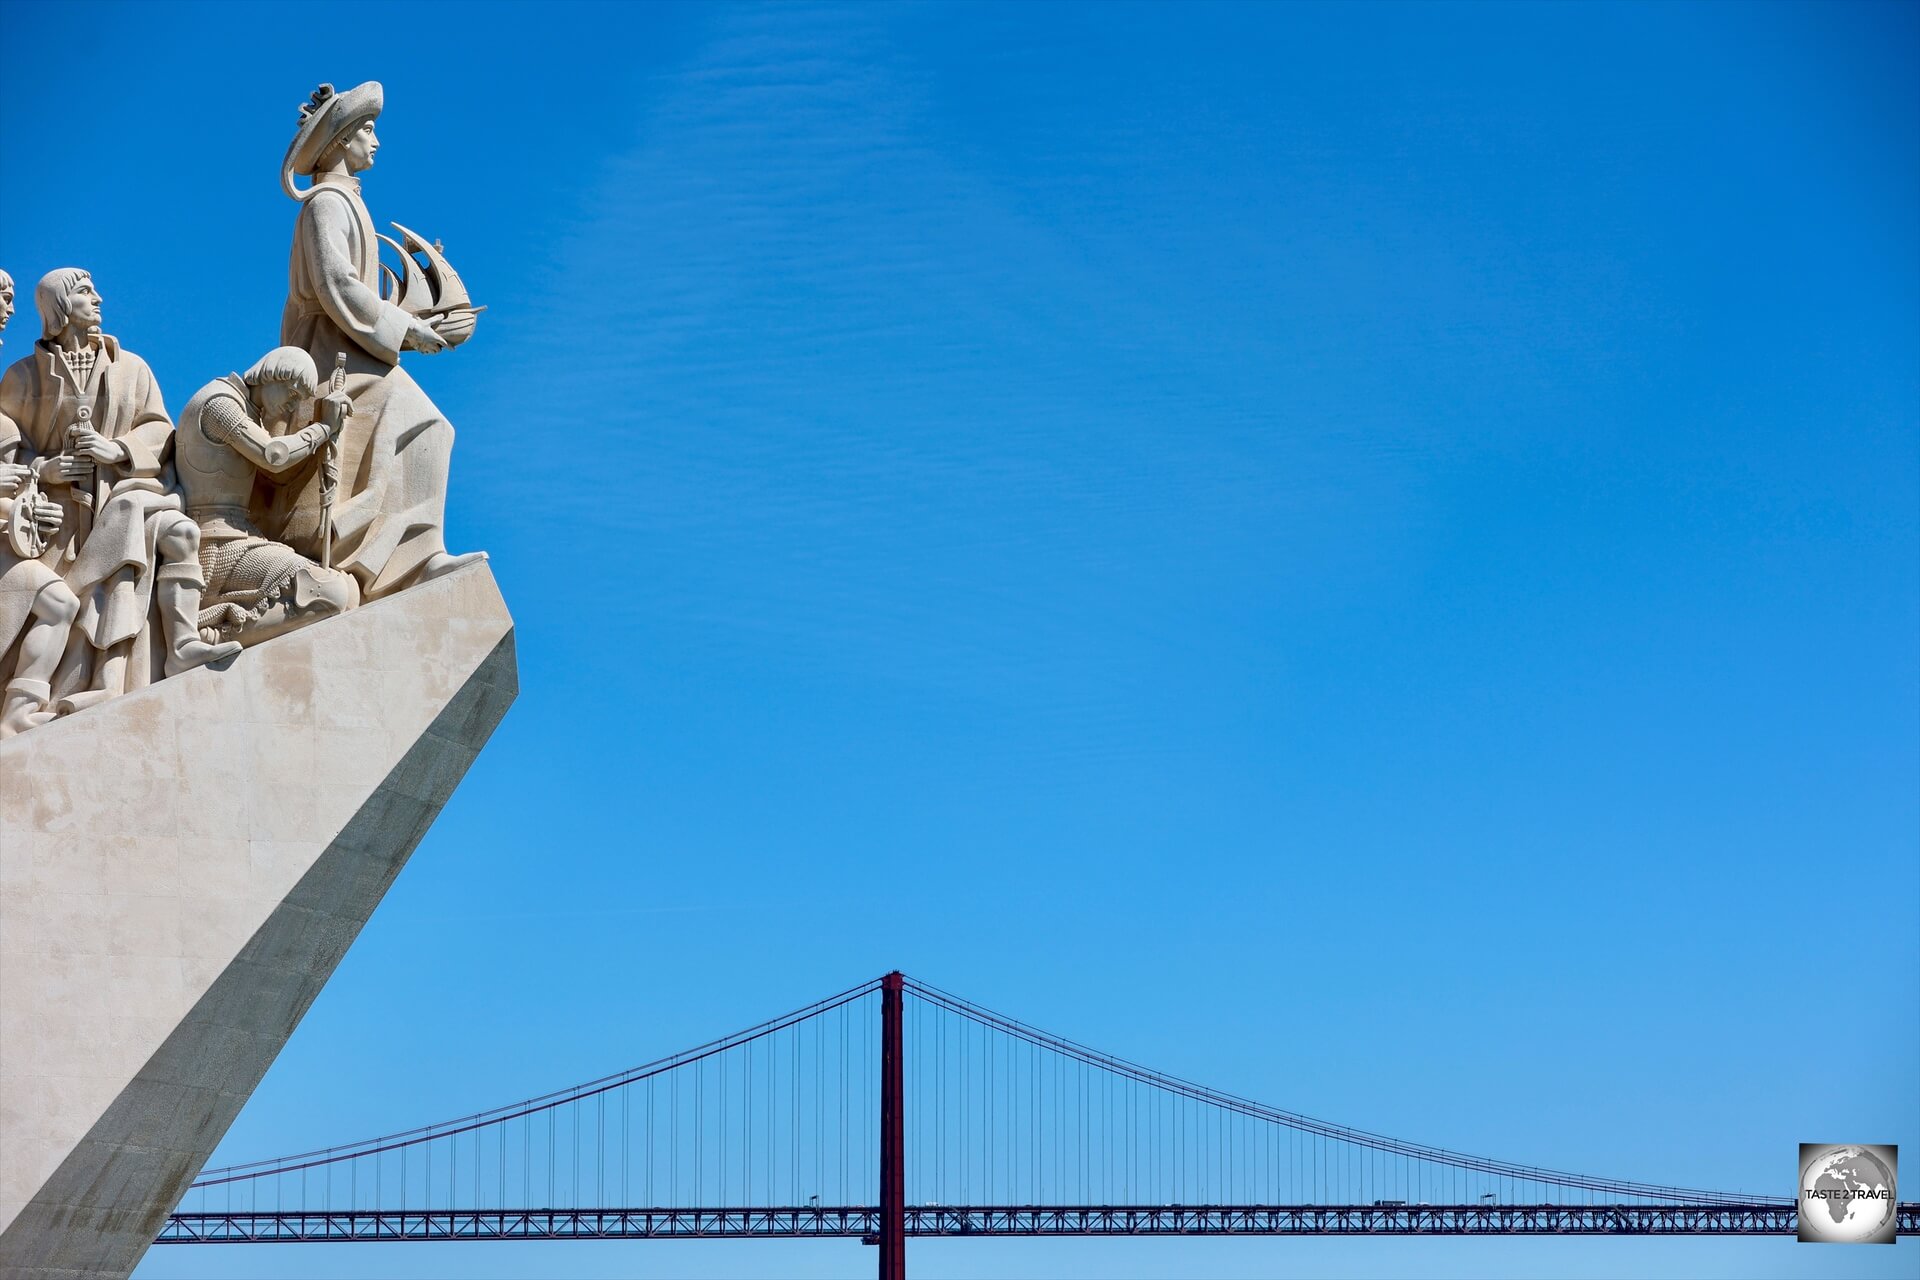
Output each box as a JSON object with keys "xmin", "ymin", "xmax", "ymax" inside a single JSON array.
[
  {"xmin": 188, "ymin": 391, "xmax": 312, "ymax": 638},
  {"xmin": 196, "ymin": 536, "xmax": 309, "ymax": 641}
]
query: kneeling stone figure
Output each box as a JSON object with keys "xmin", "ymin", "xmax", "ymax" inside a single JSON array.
[{"xmin": 175, "ymin": 347, "xmax": 359, "ymax": 647}]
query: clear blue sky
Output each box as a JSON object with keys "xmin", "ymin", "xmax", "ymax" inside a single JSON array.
[{"xmin": 3, "ymin": 1, "xmax": 1916, "ymax": 1276}]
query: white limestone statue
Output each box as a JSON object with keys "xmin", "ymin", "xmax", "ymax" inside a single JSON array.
[
  {"xmin": 176, "ymin": 347, "xmax": 361, "ymax": 647},
  {"xmin": 269, "ymin": 82, "xmax": 485, "ymax": 601},
  {"xmin": 0, "ymin": 270, "xmax": 86, "ymax": 737},
  {"xmin": 0, "ymin": 270, "xmax": 240, "ymax": 715},
  {"xmin": 1, "ymin": 87, "xmax": 520, "ymax": 1278}
]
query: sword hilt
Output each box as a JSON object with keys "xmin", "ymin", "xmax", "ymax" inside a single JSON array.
[{"xmin": 66, "ymin": 404, "xmax": 95, "ymax": 512}]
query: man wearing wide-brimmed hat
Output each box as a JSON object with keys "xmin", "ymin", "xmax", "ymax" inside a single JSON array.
[{"xmin": 270, "ymin": 81, "xmax": 484, "ymax": 601}]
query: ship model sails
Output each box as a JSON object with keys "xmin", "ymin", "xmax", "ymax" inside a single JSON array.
[{"xmin": 376, "ymin": 222, "xmax": 485, "ymax": 320}]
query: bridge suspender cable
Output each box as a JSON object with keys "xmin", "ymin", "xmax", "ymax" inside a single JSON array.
[
  {"xmin": 164, "ymin": 969, "xmax": 1865, "ymax": 1267},
  {"xmin": 899, "ymin": 976, "xmax": 1771, "ymax": 1207}
]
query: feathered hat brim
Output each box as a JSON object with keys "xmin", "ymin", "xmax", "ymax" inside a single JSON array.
[{"xmin": 282, "ymin": 81, "xmax": 384, "ymax": 191}]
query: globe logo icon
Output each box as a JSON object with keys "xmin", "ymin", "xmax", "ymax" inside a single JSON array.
[{"xmin": 1798, "ymin": 1144, "xmax": 1898, "ymax": 1244}]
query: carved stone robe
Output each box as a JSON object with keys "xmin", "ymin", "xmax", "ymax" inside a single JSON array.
[
  {"xmin": 0, "ymin": 419, "xmax": 68, "ymax": 664},
  {"xmin": 275, "ymin": 174, "xmax": 454, "ymax": 599},
  {"xmin": 0, "ymin": 336, "xmax": 182, "ymax": 686}
]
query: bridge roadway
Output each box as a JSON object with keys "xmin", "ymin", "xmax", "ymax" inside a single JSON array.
[{"xmin": 156, "ymin": 1201, "xmax": 1920, "ymax": 1243}]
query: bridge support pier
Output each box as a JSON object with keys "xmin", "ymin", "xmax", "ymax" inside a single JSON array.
[{"xmin": 879, "ymin": 971, "xmax": 906, "ymax": 1280}]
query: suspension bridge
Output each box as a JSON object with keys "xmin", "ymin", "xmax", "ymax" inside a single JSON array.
[{"xmin": 158, "ymin": 973, "xmax": 1916, "ymax": 1274}]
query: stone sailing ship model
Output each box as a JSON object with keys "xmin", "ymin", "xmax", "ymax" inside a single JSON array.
[{"xmin": 0, "ymin": 83, "xmax": 518, "ymax": 1280}]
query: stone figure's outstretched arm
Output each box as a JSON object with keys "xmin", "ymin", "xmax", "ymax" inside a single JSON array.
[
  {"xmin": 0, "ymin": 418, "xmax": 62, "ymax": 551},
  {"xmin": 202, "ymin": 394, "xmax": 335, "ymax": 476},
  {"xmin": 302, "ymin": 192, "xmax": 412, "ymax": 364}
]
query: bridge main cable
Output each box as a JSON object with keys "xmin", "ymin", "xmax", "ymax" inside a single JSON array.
[
  {"xmin": 174, "ymin": 967, "xmax": 1806, "ymax": 1258},
  {"xmin": 187, "ymin": 976, "xmax": 886, "ymax": 1190},
  {"xmin": 898, "ymin": 976, "xmax": 1781, "ymax": 1208}
]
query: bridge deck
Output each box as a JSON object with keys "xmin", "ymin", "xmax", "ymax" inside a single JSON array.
[{"xmin": 156, "ymin": 1202, "xmax": 1920, "ymax": 1242}]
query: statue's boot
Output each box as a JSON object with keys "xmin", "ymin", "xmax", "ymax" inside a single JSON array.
[
  {"xmin": 281, "ymin": 564, "xmax": 360, "ymax": 624},
  {"xmin": 0, "ymin": 679, "xmax": 57, "ymax": 738},
  {"xmin": 159, "ymin": 571, "xmax": 242, "ymax": 677},
  {"xmin": 53, "ymin": 688, "xmax": 117, "ymax": 716},
  {"xmin": 205, "ymin": 565, "xmax": 360, "ymax": 649}
]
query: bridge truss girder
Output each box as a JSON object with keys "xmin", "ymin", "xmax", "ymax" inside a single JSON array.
[{"xmin": 156, "ymin": 1202, "xmax": 1918, "ymax": 1243}]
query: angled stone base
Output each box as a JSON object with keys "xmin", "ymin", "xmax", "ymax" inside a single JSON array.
[{"xmin": 0, "ymin": 562, "xmax": 516, "ymax": 1280}]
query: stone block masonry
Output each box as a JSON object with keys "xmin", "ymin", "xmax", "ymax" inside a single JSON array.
[{"xmin": 0, "ymin": 561, "xmax": 515, "ymax": 1280}]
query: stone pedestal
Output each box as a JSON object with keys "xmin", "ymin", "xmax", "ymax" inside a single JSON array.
[{"xmin": 0, "ymin": 562, "xmax": 516, "ymax": 1280}]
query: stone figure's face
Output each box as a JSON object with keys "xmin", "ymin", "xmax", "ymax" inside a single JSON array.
[
  {"xmin": 64, "ymin": 279, "xmax": 101, "ymax": 332},
  {"xmin": 0, "ymin": 281, "xmax": 13, "ymax": 333},
  {"xmin": 252, "ymin": 381, "xmax": 308, "ymax": 434},
  {"xmin": 341, "ymin": 120, "xmax": 379, "ymax": 173}
]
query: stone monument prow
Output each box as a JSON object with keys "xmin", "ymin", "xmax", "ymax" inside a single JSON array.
[{"xmin": 0, "ymin": 560, "xmax": 517, "ymax": 1280}]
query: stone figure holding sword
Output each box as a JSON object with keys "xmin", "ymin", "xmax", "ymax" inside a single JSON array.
[{"xmin": 174, "ymin": 346, "xmax": 361, "ymax": 649}]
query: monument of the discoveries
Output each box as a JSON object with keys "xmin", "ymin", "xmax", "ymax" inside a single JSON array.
[{"xmin": 0, "ymin": 83, "xmax": 516, "ymax": 1280}]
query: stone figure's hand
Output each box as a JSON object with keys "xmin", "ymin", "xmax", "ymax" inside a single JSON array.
[
  {"xmin": 430, "ymin": 308, "xmax": 478, "ymax": 348},
  {"xmin": 404, "ymin": 318, "xmax": 448, "ymax": 355},
  {"xmin": 0, "ymin": 462, "xmax": 28, "ymax": 495},
  {"xmin": 30, "ymin": 496, "xmax": 62, "ymax": 537},
  {"xmin": 70, "ymin": 427, "xmax": 127, "ymax": 465},
  {"xmin": 318, "ymin": 391, "xmax": 352, "ymax": 434},
  {"xmin": 55, "ymin": 455, "xmax": 94, "ymax": 485}
]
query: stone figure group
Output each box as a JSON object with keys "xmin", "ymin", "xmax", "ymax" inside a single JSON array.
[{"xmin": 0, "ymin": 81, "xmax": 484, "ymax": 738}]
